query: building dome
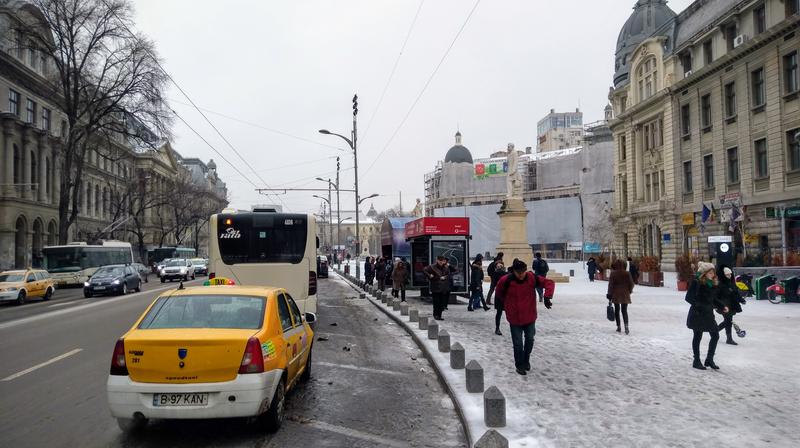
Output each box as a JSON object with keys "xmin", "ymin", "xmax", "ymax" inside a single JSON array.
[
  {"xmin": 614, "ymin": 0, "xmax": 676, "ymax": 88},
  {"xmin": 444, "ymin": 131, "xmax": 473, "ymax": 164}
]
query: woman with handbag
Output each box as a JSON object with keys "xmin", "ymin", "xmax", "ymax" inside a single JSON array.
[
  {"xmin": 607, "ymin": 259, "xmax": 634, "ymax": 334},
  {"xmin": 685, "ymin": 262, "xmax": 728, "ymax": 370}
]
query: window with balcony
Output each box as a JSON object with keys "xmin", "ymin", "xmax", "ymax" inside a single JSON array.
[
  {"xmin": 703, "ymin": 154, "xmax": 715, "ymax": 189},
  {"xmin": 784, "ymin": 51, "xmax": 798, "ymax": 95},
  {"xmin": 701, "ymin": 94, "xmax": 712, "ymax": 130},
  {"xmin": 754, "ymin": 139, "xmax": 768, "ymax": 179},
  {"xmin": 754, "ymin": 4, "xmax": 766, "ymax": 34},
  {"xmin": 727, "ymin": 147, "xmax": 740, "ymax": 184},
  {"xmin": 788, "ymin": 129, "xmax": 800, "ymax": 171},
  {"xmin": 752, "ymin": 67, "xmax": 765, "ymax": 108},
  {"xmin": 9, "ymin": 89, "xmax": 20, "ymax": 116},
  {"xmin": 684, "ymin": 161, "xmax": 693, "ymax": 192},
  {"xmin": 26, "ymin": 99, "xmax": 37, "ymax": 124},
  {"xmin": 681, "ymin": 103, "xmax": 691, "ymax": 137},
  {"xmin": 724, "ymin": 82, "xmax": 737, "ymax": 118}
]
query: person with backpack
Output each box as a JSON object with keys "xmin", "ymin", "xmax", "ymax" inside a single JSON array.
[
  {"xmin": 424, "ymin": 256, "xmax": 452, "ymax": 321},
  {"xmin": 468, "ymin": 254, "xmax": 490, "ymax": 311},
  {"xmin": 532, "ymin": 252, "xmax": 549, "ymax": 303},
  {"xmin": 495, "ymin": 259, "xmax": 555, "ymax": 375},
  {"xmin": 486, "ymin": 252, "xmax": 504, "ymax": 306}
]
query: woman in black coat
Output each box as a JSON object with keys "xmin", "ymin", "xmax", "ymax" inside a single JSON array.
[
  {"xmin": 685, "ymin": 262, "xmax": 728, "ymax": 370},
  {"xmin": 587, "ymin": 257, "xmax": 597, "ymax": 282},
  {"xmin": 717, "ymin": 266, "xmax": 746, "ymax": 345}
]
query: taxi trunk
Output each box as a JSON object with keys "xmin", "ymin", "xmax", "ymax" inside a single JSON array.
[{"xmin": 124, "ymin": 329, "xmax": 257, "ymax": 384}]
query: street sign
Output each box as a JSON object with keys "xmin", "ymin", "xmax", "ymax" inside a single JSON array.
[
  {"xmin": 583, "ymin": 242, "xmax": 601, "ymax": 253},
  {"xmin": 567, "ymin": 241, "xmax": 583, "ymax": 251},
  {"xmin": 786, "ymin": 206, "xmax": 800, "ymax": 218},
  {"xmin": 681, "ymin": 213, "xmax": 695, "ymax": 225},
  {"xmin": 708, "ymin": 235, "xmax": 733, "ymax": 243}
]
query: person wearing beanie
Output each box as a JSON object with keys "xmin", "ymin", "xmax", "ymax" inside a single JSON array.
[
  {"xmin": 685, "ymin": 262, "xmax": 728, "ymax": 370},
  {"xmin": 468, "ymin": 254, "xmax": 489, "ymax": 312},
  {"xmin": 495, "ymin": 258, "xmax": 556, "ymax": 375},
  {"xmin": 717, "ymin": 265, "xmax": 746, "ymax": 345}
]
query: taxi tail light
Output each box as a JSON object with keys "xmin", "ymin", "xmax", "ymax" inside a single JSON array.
[
  {"xmin": 239, "ymin": 337, "xmax": 264, "ymax": 374},
  {"xmin": 209, "ymin": 272, "xmax": 216, "ymax": 280},
  {"xmin": 309, "ymin": 271, "xmax": 318, "ymax": 296},
  {"xmin": 110, "ymin": 339, "xmax": 128, "ymax": 376}
]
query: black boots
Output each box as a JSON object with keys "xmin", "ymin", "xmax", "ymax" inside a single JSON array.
[
  {"xmin": 625, "ymin": 325, "xmax": 630, "ymax": 335},
  {"xmin": 494, "ymin": 328, "xmax": 502, "ymax": 335},
  {"xmin": 616, "ymin": 326, "xmax": 621, "ymax": 333},
  {"xmin": 693, "ymin": 358, "xmax": 707, "ymax": 370},
  {"xmin": 726, "ymin": 338, "xmax": 738, "ymax": 345},
  {"xmin": 704, "ymin": 358, "xmax": 720, "ymax": 370}
]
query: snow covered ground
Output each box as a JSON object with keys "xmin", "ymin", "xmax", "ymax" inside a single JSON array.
[{"xmin": 342, "ymin": 262, "xmax": 800, "ymax": 448}]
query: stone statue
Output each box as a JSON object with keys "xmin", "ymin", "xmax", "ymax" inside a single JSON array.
[
  {"xmin": 412, "ymin": 198, "xmax": 424, "ymax": 217},
  {"xmin": 506, "ymin": 143, "xmax": 523, "ymax": 198}
]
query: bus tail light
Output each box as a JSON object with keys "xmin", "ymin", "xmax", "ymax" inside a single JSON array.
[
  {"xmin": 239, "ymin": 337, "xmax": 264, "ymax": 374},
  {"xmin": 110, "ymin": 339, "xmax": 128, "ymax": 376},
  {"xmin": 309, "ymin": 271, "xmax": 317, "ymax": 296}
]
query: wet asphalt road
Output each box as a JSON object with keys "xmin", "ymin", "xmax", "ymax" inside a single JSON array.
[{"xmin": 0, "ymin": 274, "xmax": 465, "ymax": 448}]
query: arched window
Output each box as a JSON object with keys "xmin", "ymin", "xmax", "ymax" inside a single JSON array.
[
  {"xmin": 14, "ymin": 215, "xmax": 27, "ymax": 268},
  {"xmin": 637, "ymin": 57, "xmax": 658, "ymax": 101},
  {"xmin": 47, "ymin": 220, "xmax": 58, "ymax": 246}
]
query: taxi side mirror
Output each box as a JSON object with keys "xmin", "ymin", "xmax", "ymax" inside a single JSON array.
[{"xmin": 304, "ymin": 312, "xmax": 316, "ymax": 324}]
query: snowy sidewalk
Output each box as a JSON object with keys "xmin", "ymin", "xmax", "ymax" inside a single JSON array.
[{"xmin": 370, "ymin": 263, "xmax": 800, "ymax": 448}]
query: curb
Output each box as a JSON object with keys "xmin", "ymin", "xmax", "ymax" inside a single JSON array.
[{"xmin": 335, "ymin": 270, "xmax": 474, "ymax": 448}]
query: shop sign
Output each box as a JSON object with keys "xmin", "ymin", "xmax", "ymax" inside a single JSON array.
[
  {"xmin": 786, "ymin": 207, "xmax": 800, "ymax": 218},
  {"xmin": 744, "ymin": 234, "xmax": 759, "ymax": 244},
  {"xmin": 708, "ymin": 235, "xmax": 733, "ymax": 243},
  {"xmin": 567, "ymin": 241, "xmax": 583, "ymax": 251},
  {"xmin": 583, "ymin": 242, "xmax": 601, "ymax": 253},
  {"xmin": 681, "ymin": 213, "xmax": 695, "ymax": 225},
  {"xmin": 718, "ymin": 192, "xmax": 741, "ymax": 206}
]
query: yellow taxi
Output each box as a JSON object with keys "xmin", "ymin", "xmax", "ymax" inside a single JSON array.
[
  {"xmin": 106, "ymin": 279, "xmax": 315, "ymax": 432},
  {"xmin": 0, "ymin": 269, "xmax": 56, "ymax": 305}
]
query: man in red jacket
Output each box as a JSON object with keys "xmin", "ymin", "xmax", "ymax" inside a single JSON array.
[{"xmin": 495, "ymin": 259, "xmax": 555, "ymax": 375}]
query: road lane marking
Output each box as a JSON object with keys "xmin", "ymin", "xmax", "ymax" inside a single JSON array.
[
  {"xmin": 2, "ymin": 348, "xmax": 83, "ymax": 381},
  {"xmin": 316, "ymin": 361, "xmax": 402, "ymax": 376},
  {"xmin": 0, "ymin": 280, "xmax": 202, "ymax": 331},
  {"xmin": 47, "ymin": 300, "xmax": 87, "ymax": 308},
  {"xmin": 303, "ymin": 420, "xmax": 409, "ymax": 448}
]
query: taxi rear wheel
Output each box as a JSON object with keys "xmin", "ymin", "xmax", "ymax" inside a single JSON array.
[{"xmin": 263, "ymin": 378, "xmax": 285, "ymax": 432}]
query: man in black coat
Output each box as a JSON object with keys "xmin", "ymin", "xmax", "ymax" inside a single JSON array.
[
  {"xmin": 532, "ymin": 252, "xmax": 549, "ymax": 302},
  {"xmin": 424, "ymin": 256, "xmax": 452, "ymax": 321},
  {"xmin": 486, "ymin": 252, "xmax": 504, "ymax": 306}
]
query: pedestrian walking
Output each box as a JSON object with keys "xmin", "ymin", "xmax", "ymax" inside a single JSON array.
[
  {"xmin": 392, "ymin": 257, "xmax": 410, "ymax": 301},
  {"xmin": 376, "ymin": 257, "xmax": 387, "ymax": 291},
  {"xmin": 627, "ymin": 256, "xmax": 639, "ymax": 284},
  {"xmin": 495, "ymin": 259, "xmax": 555, "ymax": 375},
  {"xmin": 364, "ymin": 257, "xmax": 375, "ymax": 286},
  {"xmin": 468, "ymin": 254, "xmax": 489, "ymax": 311},
  {"xmin": 685, "ymin": 262, "xmax": 728, "ymax": 370},
  {"xmin": 532, "ymin": 252, "xmax": 549, "ymax": 302},
  {"xmin": 607, "ymin": 259, "xmax": 634, "ymax": 334},
  {"xmin": 424, "ymin": 256, "xmax": 452, "ymax": 321},
  {"xmin": 717, "ymin": 266, "xmax": 746, "ymax": 345},
  {"xmin": 486, "ymin": 252, "xmax": 504, "ymax": 305},
  {"xmin": 587, "ymin": 257, "xmax": 597, "ymax": 282},
  {"xmin": 492, "ymin": 259, "xmax": 508, "ymax": 335},
  {"xmin": 386, "ymin": 259, "xmax": 395, "ymax": 296}
]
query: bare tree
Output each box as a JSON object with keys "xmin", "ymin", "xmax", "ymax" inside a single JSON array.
[{"xmin": 30, "ymin": 0, "xmax": 171, "ymax": 243}]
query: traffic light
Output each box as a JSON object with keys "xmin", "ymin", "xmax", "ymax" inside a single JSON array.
[{"xmin": 352, "ymin": 94, "xmax": 358, "ymax": 117}]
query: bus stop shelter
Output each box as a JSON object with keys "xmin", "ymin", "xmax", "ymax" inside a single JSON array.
[{"xmin": 405, "ymin": 217, "xmax": 471, "ymax": 299}]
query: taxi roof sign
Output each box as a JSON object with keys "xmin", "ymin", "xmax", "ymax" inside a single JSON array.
[{"xmin": 203, "ymin": 277, "xmax": 235, "ymax": 286}]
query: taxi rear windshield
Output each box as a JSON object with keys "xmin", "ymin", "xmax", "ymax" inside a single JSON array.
[
  {"xmin": 217, "ymin": 214, "xmax": 307, "ymax": 264},
  {"xmin": 139, "ymin": 295, "xmax": 265, "ymax": 330}
]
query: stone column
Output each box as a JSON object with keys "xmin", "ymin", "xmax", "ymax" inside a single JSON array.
[
  {"xmin": 634, "ymin": 127, "xmax": 644, "ymax": 201},
  {"xmin": 22, "ymin": 130, "xmax": 33, "ymax": 200},
  {"xmin": 38, "ymin": 139, "xmax": 48, "ymax": 203},
  {"xmin": 2, "ymin": 123, "xmax": 12, "ymax": 196},
  {"xmin": 52, "ymin": 146, "xmax": 61, "ymax": 206}
]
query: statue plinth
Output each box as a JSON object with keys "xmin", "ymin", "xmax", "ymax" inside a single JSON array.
[{"xmin": 496, "ymin": 197, "xmax": 532, "ymax": 268}]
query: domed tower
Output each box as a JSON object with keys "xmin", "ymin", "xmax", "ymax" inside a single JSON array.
[
  {"xmin": 444, "ymin": 131, "xmax": 473, "ymax": 164},
  {"xmin": 614, "ymin": 0, "xmax": 676, "ymax": 88}
]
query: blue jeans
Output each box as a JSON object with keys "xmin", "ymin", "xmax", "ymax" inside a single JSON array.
[
  {"xmin": 509, "ymin": 322, "xmax": 536, "ymax": 370},
  {"xmin": 469, "ymin": 289, "xmax": 484, "ymax": 309}
]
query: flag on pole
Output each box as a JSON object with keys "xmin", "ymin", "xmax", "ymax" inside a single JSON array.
[
  {"xmin": 729, "ymin": 204, "xmax": 740, "ymax": 232},
  {"xmin": 700, "ymin": 203, "xmax": 711, "ymax": 234}
]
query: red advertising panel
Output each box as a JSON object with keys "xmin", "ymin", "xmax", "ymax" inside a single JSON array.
[{"xmin": 404, "ymin": 217, "xmax": 470, "ymax": 239}]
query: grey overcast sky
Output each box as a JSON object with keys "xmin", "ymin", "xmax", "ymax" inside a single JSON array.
[{"xmin": 133, "ymin": 0, "xmax": 694, "ymax": 214}]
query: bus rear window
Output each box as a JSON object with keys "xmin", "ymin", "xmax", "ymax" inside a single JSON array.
[{"xmin": 217, "ymin": 214, "xmax": 308, "ymax": 264}]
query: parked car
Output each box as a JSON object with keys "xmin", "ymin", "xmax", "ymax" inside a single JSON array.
[
  {"xmin": 0, "ymin": 269, "xmax": 56, "ymax": 305},
  {"xmin": 84, "ymin": 265, "xmax": 141, "ymax": 298},
  {"xmin": 317, "ymin": 255, "xmax": 329, "ymax": 278},
  {"xmin": 191, "ymin": 258, "xmax": 208, "ymax": 276},
  {"xmin": 160, "ymin": 259, "xmax": 195, "ymax": 283},
  {"xmin": 131, "ymin": 263, "xmax": 150, "ymax": 283}
]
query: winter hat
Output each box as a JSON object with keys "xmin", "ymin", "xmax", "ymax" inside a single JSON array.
[
  {"xmin": 512, "ymin": 259, "xmax": 527, "ymax": 272},
  {"xmin": 474, "ymin": 254, "xmax": 483, "ymax": 263},
  {"xmin": 723, "ymin": 267, "xmax": 733, "ymax": 277},
  {"xmin": 696, "ymin": 262, "xmax": 716, "ymax": 276}
]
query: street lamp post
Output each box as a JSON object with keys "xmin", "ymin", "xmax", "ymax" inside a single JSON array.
[
  {"xmin": 316, "ymin": 171, "xmax": 341, "ymax": 267},
  {"xmin": 313, "ymin": 186, "xmax": 335, "ymax": 264}
]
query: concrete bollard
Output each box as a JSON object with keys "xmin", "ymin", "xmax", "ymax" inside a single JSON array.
[
  {"xmin": 427, "ymin": 321, "xmax": 439, "ymax": 340},
  {"xmin": 400, "ymin": 303, "xmax": 409, "ymax": 316},
  {"xmin": 392, "ymin": 299, "xmax": 401, "ymax": 311},
  {"xmin": 474, "ymin": 429, "xmax": 509, "ymax": 448},
  {"xmin": 358, "ymin": 293, "xmax": 366, "ymax": 299},
  {"xmin": 483, "ymin": 386, "xmax": 506, "ymax": 427},
  {"xmin": 438, "ymin": 330, "xmax": 450, "ymax": 352},
  {"xmin": 450, "ymin": 342, "xmax": 465, "ymax": 369},
  {"xmin": 569, "ymin": 269, "xmax": 575, "ymax": 277},
  {"xmin": 409, "ymin": 308, "xmax": 419, "ymax": 322},
  {"xmin": 418, "ymin": 315, "xmax": 429, "ymax": 330},
  {"xmin": 465, "ymin": 360, "xmax": 484, "ymax": 393}
]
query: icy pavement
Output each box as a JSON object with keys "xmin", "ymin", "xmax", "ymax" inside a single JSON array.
[{"xmin": 358, "ymin": 262, "xmax": 800, "ymax": 448}]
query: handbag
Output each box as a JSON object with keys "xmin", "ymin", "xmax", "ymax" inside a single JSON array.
[{"xmin": 606, "ymin": 302, "xmax": 615, "ymax": 321}]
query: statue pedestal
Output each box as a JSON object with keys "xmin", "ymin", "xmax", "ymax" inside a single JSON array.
[{"xmin": 496, "ymin": 198, "xmax": 532, "ymax": 268}]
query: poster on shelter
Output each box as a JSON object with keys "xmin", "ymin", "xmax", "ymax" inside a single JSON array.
[{"xmin": 430, "ymin": 240, "xmax": 467, "ymax": 292}]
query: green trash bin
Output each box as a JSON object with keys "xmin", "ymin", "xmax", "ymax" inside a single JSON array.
[
  {"xmin": 754, "ymin": 275, "xmax": 776, "ymax": 301},
  {"xmin": 784, "ymin": 277, "xmax": 800, "ymax": 303}
]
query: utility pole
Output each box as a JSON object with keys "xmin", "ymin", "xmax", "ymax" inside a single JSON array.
[
  {"xmin": 327, "ymin": 180, "xmax": 333, "ymax": 260},
  {"xmin": 352, "ymin": 94, "xmax": 361, "ymax": 279}
]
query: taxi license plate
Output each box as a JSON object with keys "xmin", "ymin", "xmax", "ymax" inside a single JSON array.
[
  {"xmin": 153, "ymin": 393, "xmax": 209, "ymax": 407},
  {"xmin": 94, "ymin": 286, "xmax": 106, "ymax": 290}
]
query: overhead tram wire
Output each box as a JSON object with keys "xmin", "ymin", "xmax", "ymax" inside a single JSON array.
[
  {"xmin": 98, "ymin": 0, "xmax": 288, "ymax": 209},
  {"xmin": 362, "ymin": 0, "xmax": 482, "ymax": 180},
  {"xmin": 360, "ymin": 0, "xmax": 426, "ymax": 146}
]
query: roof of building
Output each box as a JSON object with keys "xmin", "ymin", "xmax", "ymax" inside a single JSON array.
[
  {"xmin": 444, "ymin": 131, "xmax": 473, "ymax": 164},
  {"xmin": 614, "ymin": 0, "xmax": 677, "ymax": 87}
]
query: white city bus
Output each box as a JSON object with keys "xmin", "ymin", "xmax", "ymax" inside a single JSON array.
[
  {"xmin": 207, "ymin": 210, "xmax": 318, "ymax": 314},
  {"xmin": 43, "ymin": 241, "xmax": 135, "ymax": 287}
]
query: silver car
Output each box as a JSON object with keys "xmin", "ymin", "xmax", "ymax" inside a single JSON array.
[{"xmin": 160, "ymin": 259, "xmax": 195, "ymax": 282}]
